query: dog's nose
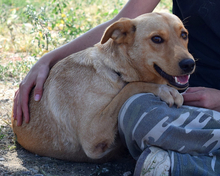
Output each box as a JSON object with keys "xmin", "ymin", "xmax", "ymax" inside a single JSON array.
[{"xmin": 179, "ymin": 59, "xmax": 195, "ymax": 73}]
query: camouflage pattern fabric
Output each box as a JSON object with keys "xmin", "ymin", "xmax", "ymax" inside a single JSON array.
[{"xmin": 118, "ymin": 93, "xmax": 220, "ymax": 175}]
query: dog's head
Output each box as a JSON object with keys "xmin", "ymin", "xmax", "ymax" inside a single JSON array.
[{"xmin": 100, "ymin": 12, "xmax": 195, "ymax": 90}]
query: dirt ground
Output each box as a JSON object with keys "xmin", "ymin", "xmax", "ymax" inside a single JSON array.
[{"xmin": 0, "ymin": 81, "xmax": 136, "ymax": 176}]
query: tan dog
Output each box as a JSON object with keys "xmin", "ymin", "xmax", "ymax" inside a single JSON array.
[{"xmin": 12, "ymin": 12, "xmax": 195, "ymax": 162}]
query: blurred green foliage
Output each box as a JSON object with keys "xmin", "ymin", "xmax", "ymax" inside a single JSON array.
[{"xmin": 0, "ymin": 0, "xmax": 172, "ymax": 83}]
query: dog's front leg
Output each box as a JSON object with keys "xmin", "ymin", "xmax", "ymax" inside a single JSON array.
[{"xmin": 81, "ymin": 82, "xmax": 183, "ymax": 160}]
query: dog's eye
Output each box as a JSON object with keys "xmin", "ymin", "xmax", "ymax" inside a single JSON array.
[
  {"xmin": 151, "ymin": 36, "xmax": 164, "ymax": 44},
  {"xmin": 181, "ymin": 31, "xmax": 188, "ymax": 40}
]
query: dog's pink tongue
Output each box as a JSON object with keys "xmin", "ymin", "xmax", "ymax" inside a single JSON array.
[{"xmin": 174, "ymin": 75, "xmax": 190, "ymax": 85}]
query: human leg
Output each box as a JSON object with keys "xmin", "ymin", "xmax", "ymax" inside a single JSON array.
[{"xmin": 118, "ymin": 93, "xmax": 220, "ymax": 175}]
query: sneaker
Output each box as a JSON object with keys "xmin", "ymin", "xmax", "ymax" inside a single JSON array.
[{"xmin": 134, "ymin": 146, "xmax": 171, "ymax": 176}]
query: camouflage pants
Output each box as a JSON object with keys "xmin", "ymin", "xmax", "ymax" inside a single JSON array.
[{"xmin": 118, "ymin": 93, "xmax": 220, "ymax": 176}]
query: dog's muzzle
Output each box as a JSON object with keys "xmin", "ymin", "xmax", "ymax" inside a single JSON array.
[{"xmin": 154, "ymin": 58, "xmax": 195, "ymax": 89}]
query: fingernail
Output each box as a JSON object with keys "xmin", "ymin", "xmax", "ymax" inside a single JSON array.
[{"xmin": 34, "ymin": 94, "xmax": 40, "ymax": 101}]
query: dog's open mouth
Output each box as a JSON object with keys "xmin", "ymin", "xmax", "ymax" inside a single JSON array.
[{"xmin": 154, "ymin": 64, "xmax": 190, "ymax": 89}]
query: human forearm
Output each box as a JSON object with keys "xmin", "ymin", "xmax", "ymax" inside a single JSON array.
[
  {"xmin": 44, "ymin": 0, "xmax": 161, "ymax": 68},
  {"xmin": 45, "ymin": 20, "xmax": 116, "ymax": 68}
]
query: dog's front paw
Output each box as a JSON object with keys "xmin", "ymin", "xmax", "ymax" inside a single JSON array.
[{"xmin": 157, "ymin": 85, "xmax": 183, "ymax": 107}]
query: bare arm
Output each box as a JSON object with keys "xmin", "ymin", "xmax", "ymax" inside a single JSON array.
[
  {"xmin": 45, "ymin": 0, "xmax": 161, "ymax": 68},
  {"xmin": 13, "ymin": 0, "xmax": 160, "ymax": 126}
]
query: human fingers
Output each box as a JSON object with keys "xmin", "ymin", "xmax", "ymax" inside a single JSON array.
[
  {"xmin": 13, "ymin": 89, "xmax": 19, "ymax": 120},
  {"xmin": 183, "ymin": 100, "xmax": 202, "ymax": 107},
  {"xmin": 33, "ymin": 67, "xmax": 50, "ymax": 101},
  {"xmin": 16, "ymin": 99, "xmax": 23, "ymax": 126},
  {"xmin": 183, "ymin": 88, "xmax": 208, "ymax": 107},
  {"xmin": 182, "ymin": 87, "xmax": 207, "ymax": 103},
  {"xmin": 16, "ymin": 80, "xmax": 34, "ymax": 125},
  {"xmin": 15, "ymin": 90, "xmax": 24, "ymax": 126},
  {"xmin": 184, "ymin": 87, "xmax": 204, "ymax": 93},
  {"xmin": 182, "ymin": 91, "xmax": 200, "ymax": 103},
  {"xmin": 183, "ymin": 88, "xmax": 214, "ymax": 109}
]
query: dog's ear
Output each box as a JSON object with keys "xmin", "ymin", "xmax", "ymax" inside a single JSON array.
[{"xmin": 101, "ymin": 18, "xmax": 136, "ymax": 44}]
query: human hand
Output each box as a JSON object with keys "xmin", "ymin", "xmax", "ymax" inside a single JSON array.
[
  {"xmin": 13, "ymin": 59, "xmax": 50, "ymax": 126},
  {"xmin": 182, "ymin": 87, "xmax": 220, "ymax": 112}
]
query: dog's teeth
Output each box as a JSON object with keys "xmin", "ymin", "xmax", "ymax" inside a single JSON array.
[
  {"xmin": 174, "ymin": 77, "xmax": 183, "ymax": 85},
  {"xmin": 174, "ymin": 75, "xmax": 190, "ymax": 85},
  {"xmin": 174, "ymin": 77, "xmax": 179, "ymax": 83}
]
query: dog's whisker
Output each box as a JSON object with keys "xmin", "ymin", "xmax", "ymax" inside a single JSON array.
[
  {"xmin": 194, "ymin": 58, "xmax": 199, "ymax": 62},
  {"xmin": 182, "ymin": 16, "xmax": 191, "ymax": 26}
]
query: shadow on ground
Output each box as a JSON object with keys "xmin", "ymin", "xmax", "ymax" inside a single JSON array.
[{"xmin": 0, "ymin": 143, "xmax": 136, "ymax": 176}]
